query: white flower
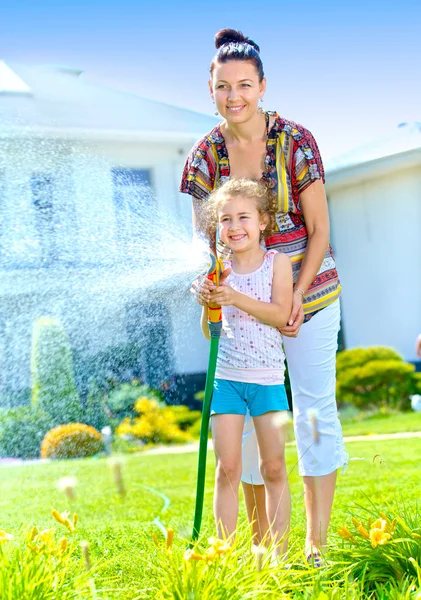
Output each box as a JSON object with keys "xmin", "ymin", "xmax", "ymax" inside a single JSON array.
[
  {"xmin": 272, "ymin": 411, "xmax": 292, "ymax": 428},
  {"xmin": 57, "ymin": 477, "xmax": 77, "ymax": 499}
]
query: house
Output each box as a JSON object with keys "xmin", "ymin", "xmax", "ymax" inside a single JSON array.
[
  {"xmin": 0, "ymin": 60, "xmax": 217, "ymax": 405},
  {"xmin": 324, "ymin": 123, "xmax": 421, "ymax": 365}
]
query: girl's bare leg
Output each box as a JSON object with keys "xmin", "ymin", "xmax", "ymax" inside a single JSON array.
[
  {"xmin": 253, "ymin": 412, "xmax": 290, "ymax": 557},
  {"xmin": 211, "ymin": 414, "xmax": 245, "ymax": 538},
  {"xmin": 242, "ymin": 482, "xmax": 270, "ymax": 545}
]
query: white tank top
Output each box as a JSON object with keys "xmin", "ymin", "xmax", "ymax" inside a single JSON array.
[{"xmin": 215, "ymin": 250, "xmax": 286, "ymax": 385}]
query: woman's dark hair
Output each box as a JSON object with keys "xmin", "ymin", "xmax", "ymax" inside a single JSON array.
[{"xmin": 210, "ymin": 28, "xmax": 264, "ymax": 82}]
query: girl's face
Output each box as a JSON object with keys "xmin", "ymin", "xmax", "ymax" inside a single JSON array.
[
  {"xmin": 217, "ymin": 195, "xmax": 267, "ymax": 252},
  {"xmin": 209, "ymin": 61, "xmax": 266, "ymax": 124}
]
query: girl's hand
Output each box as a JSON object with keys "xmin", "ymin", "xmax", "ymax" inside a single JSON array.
[
  {"xmin": 279, "ymin": 290, "xmax": 304, "ymax": 337},
  {"xmin": 210, "ymin": 283, "xmax": 236, "ymax": 306},
  {"xmin": 190, "ymin": 275, "xmax": 215, "ymax": 305},
  {"xmin": 190, "ymin": 267, "xmax": 231, "ymax": 305}
]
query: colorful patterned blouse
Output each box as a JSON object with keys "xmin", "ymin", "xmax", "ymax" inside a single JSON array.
[{"xmin": 179, "ymin": 110, "xmax": 341, "ymax": 319}]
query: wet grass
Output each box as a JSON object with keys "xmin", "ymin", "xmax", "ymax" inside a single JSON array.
[{"xmin": 0, "ymin": 435, "xmax": 419, "ymax": 598}]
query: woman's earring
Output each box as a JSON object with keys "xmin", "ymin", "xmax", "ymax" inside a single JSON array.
[
  {"xmin": 213, "ymin": 101, "xmax": 218, "ymax": 116},
  {"xmin": 260, "ymin": 97, "xmax": 264, "ymax": 103}
]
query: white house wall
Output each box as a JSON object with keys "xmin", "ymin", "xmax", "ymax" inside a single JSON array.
[{"xmin": 328, "ymin": 165, "xmax": 421, "ymax": 361}]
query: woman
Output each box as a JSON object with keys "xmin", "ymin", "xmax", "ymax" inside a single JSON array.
[{"xmin": 180, "ymin": 28, "xmax": 348, "ymax": 562}]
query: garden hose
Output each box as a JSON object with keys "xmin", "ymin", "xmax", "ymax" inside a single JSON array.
[{"xmin": 190, "ymin": 251, "xmax": 223, "ymax": 544}]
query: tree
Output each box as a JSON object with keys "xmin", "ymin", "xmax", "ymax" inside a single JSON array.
[{"xmin": 31, "ymin": 317, "xmax": 81, "ymax": 424}]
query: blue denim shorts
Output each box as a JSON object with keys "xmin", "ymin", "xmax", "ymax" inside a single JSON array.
[{"xmin": 211, "ymin": 378, "xmax": 289, "ymax": 417}]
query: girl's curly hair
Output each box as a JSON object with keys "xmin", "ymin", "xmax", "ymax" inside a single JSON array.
[{"xmin": 203, "ymin": 178, "xmax": 278, "ymax": 241}]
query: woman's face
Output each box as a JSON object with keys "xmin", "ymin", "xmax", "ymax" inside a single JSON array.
[{"xmin": 209, "ymin": 61, "xmax": 266, "ymax": 124}]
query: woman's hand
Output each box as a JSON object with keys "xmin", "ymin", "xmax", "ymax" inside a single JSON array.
[{"xmin": 279, "ymin": 290, "xmax": 304, "ymax": 337}]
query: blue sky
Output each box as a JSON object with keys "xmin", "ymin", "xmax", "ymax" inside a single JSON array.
[{"xmin": 1, "ymin": 0, "xmax": 420, "ymax": 159}]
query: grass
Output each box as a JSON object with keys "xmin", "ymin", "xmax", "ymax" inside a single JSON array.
[
  {"xmin": 0, "ymin": 435, "xmax": 420, "ymax": 598},
  {"xmin": 339, "ymin": 407, "xmax": 421, "ymax": 437}
]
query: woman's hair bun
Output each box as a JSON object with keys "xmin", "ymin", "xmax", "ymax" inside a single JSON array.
[{"xmin": 214, "ymin": 28, "xmax": 260, "ymax": 53}]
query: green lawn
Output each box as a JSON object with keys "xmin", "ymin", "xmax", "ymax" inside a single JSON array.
[
  {"xmin": 0, "ymin": 435, "xmax": 420, "ymax": 598},
  {"xmin": 340, "ymin": 408, "xmax": 421, "ymax": 437}
]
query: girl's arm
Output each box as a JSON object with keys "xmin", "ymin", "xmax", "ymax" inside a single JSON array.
[
  {"xmin": 200, "ymin": 305, "xmax": 211, "ymax": 341},
  {"xmin": 210, "ymin": 253, "xmax": 293, "ymax": 329}
]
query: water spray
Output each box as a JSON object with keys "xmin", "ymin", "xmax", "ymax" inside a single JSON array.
[{"xmin": 190, "ymin": 250, "xmax": 224, "ymax": 544}]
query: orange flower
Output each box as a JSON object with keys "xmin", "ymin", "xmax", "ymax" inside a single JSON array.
[
  {"xmin": 357, "ymin": 525, "xmax": 370, "ymax": 539},
  {"xmin": 184, "ymin": 549, "xmax": 204, "ymax": 561},
  {"xmin": 370, "ymin": 528, "xmax": 391, "ymax": 548},
  {"xmin": 166, "ymin": 527, "xmax": 174, "ymax": 550},
  {"xmin": 338, "ymin": 526, "xmax": 357, "ymax": 543}
]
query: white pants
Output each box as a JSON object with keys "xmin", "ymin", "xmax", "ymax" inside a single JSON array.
[{"xmin": 242, "ymin": 300, "xmax": 348, "ymax": 482}]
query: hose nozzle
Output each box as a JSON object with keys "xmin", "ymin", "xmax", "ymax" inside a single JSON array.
[{"xmin": 205, "ymin": 251, "xmax": 223, "ymax": 333}]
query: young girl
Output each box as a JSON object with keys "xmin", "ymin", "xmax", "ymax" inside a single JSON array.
[{"xmin": 200, "ymin": 178, "xmax": 293, "ymax": 556}]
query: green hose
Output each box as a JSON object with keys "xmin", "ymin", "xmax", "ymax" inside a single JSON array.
[{"xmin": 190, "ymin": 321, "xmax": 222, "ymax": 544}]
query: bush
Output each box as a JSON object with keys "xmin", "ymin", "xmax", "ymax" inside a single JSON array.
[
  {"xmin": 84, "ymin": 378, "xmax": 109, "ymax": 431},
  {"xmin": 31, "ymin": 317, "xmax": 82, "ymax": 424},
  {"xmin": 336, "ymin": 347, "xmax": 417, "ymax": 410},
  {"xmin": 106, "ymin": 380, "xmax": 163, "ymax": 420},
  {"xmin": 116, "ymin": 397, "xmax": 191, "ymax": 445},
  {"xmin": 0, "ymin": 406, "xmax": 51, "ymax": 459},
  {"xmin": 170, "ymin": 405, "xmax": 202, "ymax": 431},
  {"xmin": 40, "ymin": 423, "xmax": 103, "ymax": 459}
]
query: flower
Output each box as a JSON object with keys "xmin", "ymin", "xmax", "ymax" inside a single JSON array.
[
  {"xmin": 357, "ymin": 525, "xmax": 370, "ymax": 539},
  {"xmin": 166, "ymin": 527, "xmax": 174, "ymax": 550},
  {"xmin": 184, "ymin": 549, "xmax": 204, "ymax": 561},
  {"xmin": 0, "ymin": 529, "xmax": 13, "ymax": 543},
  {"xmin": 57, "ymin": 476, "xmax": 77, "ymax": 501},
  {"xmin": 271, "ymin": 412, "xmax": 292, "ymax": 428},
  {"xmin": 338, "ymin": 526, "xmax": 357, "ymax": 543},
  {"xmin": 370, "ymin": 528, "xmax": 391, "ymax": 548},
  {"xmin": 252, "ymin": 544, "xmax": 266, "ymax": 572},
  {"xmin": 307, "ymin": 408, "xmax": 320, "ymax": 444},
  {"xmin": 80, "ymin": 540, "xmax": 92, "ymax": 571},
  {"xmin": 371, "ymin": 518, "xmax": 387, "ymax": 532},
  {"xmin": 51, "ymin": 509, "xmax": 77, "ymax": 533},
  {"xmin": 208, "ymin": 536, "xmax": 231, "ymax": 555},
  {"xmin": 352, "ymin": 517, "xmax": 361, "ymax": 528}
]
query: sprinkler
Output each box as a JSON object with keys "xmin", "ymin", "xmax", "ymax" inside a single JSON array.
[{"xmin": 190, "ymin": 250, "xmax": 224, "ymax": 544}]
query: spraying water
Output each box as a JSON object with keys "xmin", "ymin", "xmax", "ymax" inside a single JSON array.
[{"xmin": 0, "ymin": 119, "xmax": 209, "ymax": 415}]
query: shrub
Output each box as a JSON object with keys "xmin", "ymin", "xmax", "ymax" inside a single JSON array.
[
  {"xmin": 40, "ymin": 423, "xmax": 103, "ymax": 459},
  {"xmin": 336, "ymin": 347, "xmax": 417, "ymax": 410},
  {"xmin": 106, "ymin": 380, "xmax": 162, "ymax": 420},
  {"xmin": 31, "ymin": 317, "xmax": 82, "ymax": 424},
  {"xmin": 336, "ymin": 346, "xmax": 402, "ymax": 372},
  {"xmin": 84, "ymin": 378, "xmax": 109, "ymax": 431},
  {"xmin": 170, "ymin": 405, "xmax": 202, "ymax": 431},
  {"xmin": 0, "ymin": 406, "xmax": 51, "ymax": 459},
  {"xmin": 116, "ymin": 397, "xmax": 191, "ymax": 445}
]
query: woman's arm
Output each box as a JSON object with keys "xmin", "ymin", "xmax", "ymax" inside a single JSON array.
[
  {"xmin": 210, "ymin": 253, "xmax": 293, "ymax": 328},
  {"xmin": 191, "ymin": 196, "xmax": 216, "ymax": 253},
  {"xmin": 280, "ymin": 179, "xmax": 330, "ymax": 336},
  {"xmin": 294, "ymin": 179, "xmax": 330, "ymax": 294}
]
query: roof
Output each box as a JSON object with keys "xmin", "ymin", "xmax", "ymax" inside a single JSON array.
[
  {"xmin": 325, "ymin": 123, "xmax": 421, "ymax": 175},
  {"xmin": 0, "ymin": 60, "xmax": 219, "ymax": 141}
]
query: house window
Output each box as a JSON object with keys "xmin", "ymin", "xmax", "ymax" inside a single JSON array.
[
  {"xmin": 112, "ymin": 168, "xmax": 152, "ymax": 249},
  {"xmin": 31, "ymin": 174, "xmax": 57, "ymax": 263}
]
